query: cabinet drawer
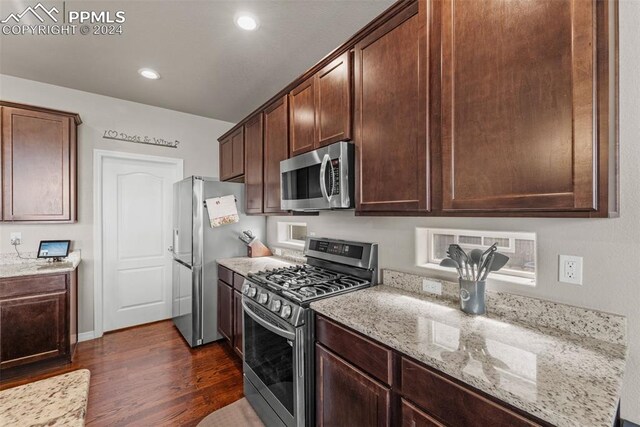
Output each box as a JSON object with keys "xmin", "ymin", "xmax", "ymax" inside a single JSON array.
[
  {"xmin": 401, "ymin": 358, "xmax": 540, "ymax": 427},
  {"xmin": 401, "ymin": 399, "xmax": 444, "ymax": 427},
  {"xmin": 233, "ymin": 273, "xmax": 245, "ymax": 291},
  {"xmin": 0, "ymin": 274, "xmax": 67, "ymax": 299},
  {"xmin": 218, "ymin": 265, "xmax": 233, "ymax": 285},
  {"xmin": 316, "ymin": 315, "xmax": 392, "ymax": 385}
]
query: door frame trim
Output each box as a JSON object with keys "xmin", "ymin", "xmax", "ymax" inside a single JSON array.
[{"xmin": 93, "ymin": 149, "xmax": 184, "ymax": 338}]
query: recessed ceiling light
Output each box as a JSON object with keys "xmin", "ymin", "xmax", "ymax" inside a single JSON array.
[
  {"xmin": 236, "ymin": 14, "xmax": 258, "ymax": 31},
  {"xmin": 138, "ymin": 68, "xmax": 160, "ymax": 80}
]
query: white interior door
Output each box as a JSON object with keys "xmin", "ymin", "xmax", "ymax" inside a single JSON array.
[{"xmin": 102, "ymin": 156, "xmax": 181, "ymax": 332}]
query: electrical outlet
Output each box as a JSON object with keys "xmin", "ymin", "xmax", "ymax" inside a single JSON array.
[
  {"xmin": 422, "ymin": 279, "xmax": 442, "ymax": 296},
  {"xmin": 10, "ymin": 232, "xmax": 21, "ymax": 246},
  {"xmin": 559, "ymin": 255, "xmax": 583, "ymax": 285}
]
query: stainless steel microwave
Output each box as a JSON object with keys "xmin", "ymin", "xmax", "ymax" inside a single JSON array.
[{"xmin": 280, "ymin": 141, "xmax": 354, "ymax": 211}]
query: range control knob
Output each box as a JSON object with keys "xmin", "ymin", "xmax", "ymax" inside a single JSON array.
[
  {"xmin": 258, "ymin": 293, "xmax": 269, "ymax": 305},
  {"xmin": 241, "ymin": 283, "xmax": 250, "ymax": 295},
  {"xmin": 247, "ymin": 287, "xmax": 257, "ymax": 298},
  {"xmin": 270, "ymin": 300, "xmax": 282, "ymax": 313},
  {"xmin": 281, "ymin": 304, "xmax": 292, "ymax": 319}
]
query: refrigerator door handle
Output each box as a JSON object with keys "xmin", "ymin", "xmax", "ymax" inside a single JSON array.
[{"xmin": 171, "ymin": 229, "xmax": 178, "ymax": 255}]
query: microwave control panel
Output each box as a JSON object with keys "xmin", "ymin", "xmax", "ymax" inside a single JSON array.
[{"xmin": 331, "ymin": 159, "xmax": 340, "ymax": 195}]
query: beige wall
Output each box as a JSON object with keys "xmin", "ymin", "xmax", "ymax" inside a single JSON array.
[
  {"xmin": 0, "ymin": 74, "xmax": 234, "ymax": 338},
  {"xmin": 268, "ymin": 2, "xmax": 640, "ymax": 422}
]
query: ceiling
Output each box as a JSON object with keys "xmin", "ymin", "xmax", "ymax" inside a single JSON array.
[{"xmin": 0, "ymin": 0, "xmax": 395, "ymax": 122}]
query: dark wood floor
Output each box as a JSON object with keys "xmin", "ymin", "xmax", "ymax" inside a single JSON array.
[{"xmin": 0, "ymin": 320, "xmax": 245, "ymax": 426}]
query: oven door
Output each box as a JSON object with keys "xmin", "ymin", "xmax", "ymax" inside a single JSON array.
[
  {"xmin": 243, "ymin": 299, "xmax": 305, "ymax": 427},
  {"xmin": 280, "ymin": 141, "xmax": 353, "ymax": 211}
]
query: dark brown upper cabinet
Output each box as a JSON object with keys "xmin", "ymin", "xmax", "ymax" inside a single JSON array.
[
  {"xmin": 316, "ymin": 52, "xmax": 352, "ymax": 148},
  {"xmin": 244, "ymin": 113, "xmax": 264, "ymax": 214},
  {"xmin": 1, "ymin": 103, "xmax": 80, "ymax": 222},
  {"xmin": 289, "ymin": 78, "xmax": 317, "ymax": 156},
  {"xmin": 219, "ymin": 127, "xmax": 244, "ymax": 181},
  {"xmin": 215, "ymin": 0, "xmax": 616, "ymax": 218},
  {"xmin": 354, "ymin": 1, "xmax": 429, "ymax": 214},
  {"xmin": 263, "ymin": 95, "xmax": 289, "ymax": 214},
  {"xmin": 438, "ymin": 0, "xmax": 602, "ymax": 213},
  {"xmin": 289, "ymin": 52, "xmax": 352, "ymax": 157}
]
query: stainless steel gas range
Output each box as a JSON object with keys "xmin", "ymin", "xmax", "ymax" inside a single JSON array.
[{"xmin": 241, "ymin": 237, "xmax": 378, "ymax": 427}]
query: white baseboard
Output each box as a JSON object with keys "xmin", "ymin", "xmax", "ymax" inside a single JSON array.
[{"xmin": 78, "ymin": 331, "xmax": 96, "ymax": 342}]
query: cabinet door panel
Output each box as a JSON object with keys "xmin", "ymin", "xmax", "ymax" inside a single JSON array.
[
  {"xmin": 245, "ymin": 114, "xmax": 264, "ymax": 214},
  {"xmin": 219, "ymin": 137, "xmax": 233, "ymax": 181},
  {"xmin": 401, "ymin": 399, "xmax": 445, "ymax": 427},
  {"xmin": 440, "ymin": 0, "xmax": 596, "ymax": 212},
  {"xmin": 0, "ymin": 292, "xmax": 67, "ymax": 369},
  {"xmin": 316, "ymin": 344, "xmax": 390, "ymax": 427},
  {"xmin": 233, "ymin": 290, "xmax": 243, "ymax": 357},
  {"xmin": 289, "ymin": 78, "xmax": 316, "ymax": 156},
  {"xmin": 217, "ymin": 280, "xmax": 233, "ymax": 341},
  {"xmin": 316, "ymin": 52, "xmax": 352, "ymax": 147},
  {"xmin": 2, "ymin": 107, "xmax": 73, "ymax": 221},
  {"xmin": 263, "ymin": 96, "xmax": 289, "ymax": 213},
  {"xmin": 231, "ymin": 127, "xmax": 245, "ymax": 178},
  {"xmin": 354, "ymin": 3, "xmax": 429, "ymax": 213}
]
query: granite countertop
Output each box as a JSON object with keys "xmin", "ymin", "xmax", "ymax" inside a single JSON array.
[
  {"xmin": 0, "ymin": 369, "xmax": 90, "ymax": 426},
  {"xmin": 0, "ymin": 251, "xmax": 82, "ymax": 279},
  {"xmin": 216, "ymin": 255, "xmax": 301, "ymax": 277},
  {"xmin": 311, "ymin": 285, "xmax": 626, "ymax": 427}
]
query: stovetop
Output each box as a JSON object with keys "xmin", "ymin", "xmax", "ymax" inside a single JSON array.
[{"xmin": 248, "ymin": 264, "xmax": 371, "ymax": 304}]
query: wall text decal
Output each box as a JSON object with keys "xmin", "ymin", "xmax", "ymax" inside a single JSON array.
[{"xmin": 102, "ymin": 129, "xmax": 180, "ymax": 148}]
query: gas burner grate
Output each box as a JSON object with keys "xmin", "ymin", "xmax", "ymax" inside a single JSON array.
[{"xmin": 249, "ymin": 263, "xmax": 371, "ymax": 302}]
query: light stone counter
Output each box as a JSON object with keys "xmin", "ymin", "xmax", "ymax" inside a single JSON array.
[
  {"xmin": 0, "ymin": 251, "xmax": 81, "ymax": 279},
  {"xmin": 311, "ymin": 285, "xmax": 627, "ymax": 427},
  {"xmin": 216, "ymin": 255, "xmax": 301, "ymax": 277},
  {"xmin": 0, "ymin": 369, "xmax": 90, "ymax": 426}
]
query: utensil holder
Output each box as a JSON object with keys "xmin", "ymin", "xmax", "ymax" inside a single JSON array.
[{"xmin": 459, "ymin": 278, "xmax": 486, "ymax": 315}]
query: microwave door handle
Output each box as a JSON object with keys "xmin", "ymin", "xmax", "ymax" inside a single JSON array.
[
  {"xmin": 242, "ymin": 299, "xmax": 296, "ymax": 340},
  {"xmin": 319, "ymin": 154, "xmax": 332, "ymax": 202}
]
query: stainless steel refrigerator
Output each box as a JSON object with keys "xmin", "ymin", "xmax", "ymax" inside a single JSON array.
[{"xmin": 171, "ymin": 176, "xmax": 266, "ymax": 347}]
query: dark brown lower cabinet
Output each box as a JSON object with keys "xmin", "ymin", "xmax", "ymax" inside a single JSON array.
[
  {"xmin": 232, "ymin": 290, "xmax": 243, "ymax": 357},
  {"xmin": 217, "ymin": 264, "xmax": 244, "ymax": 358},
  {"xmin": 315, "ymin": 315, "xmax": 548, "ymax": 427},
  {"xmin": 401, "ymin": 399, "xmax": 444, "ymax": 427},
  {"xmin": 0, "ymin": 271, "xmax": 78, "ymax": 372},
  {"xmin": 316, "ymin": 344, "xmax": 391, "ymax": 427},
  {"xmin": 217, "ymin": 279, "xmax": 233, "ymax": 341}
]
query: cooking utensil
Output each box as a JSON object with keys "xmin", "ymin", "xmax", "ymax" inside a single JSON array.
[
  {"xmin": 450, "ymin": 245, "xmax": 471, "ymax": 279},
  {"xmin": 238, "ymin": 232, "xmax": 253, "ymax": 245},
  {"xmin": 477, "ymin": 244, "xmax": 497, "ymax": 277},
  {"xmin": 469, "ymin": 249, "xmax": 484, "ymax": 280},
  {"xmin": 440, "ymin": 258, "xmax": 463, "ymax": 277},
  {"xmin": 480, "ymin": 252, "xmax": 509, "ymax": 280},
  {"xmin": 244, "ymin": 230, "xmax": 255, "ymax": 239}
]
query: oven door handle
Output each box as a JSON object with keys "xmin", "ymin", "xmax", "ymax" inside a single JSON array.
[
  {"xmin": 319, "ymin": 154, "xmax": 333, "ymax": 203},
  {"xmin": 242, "ymin": 299, "xmax": 296, "ymax": 340}
]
